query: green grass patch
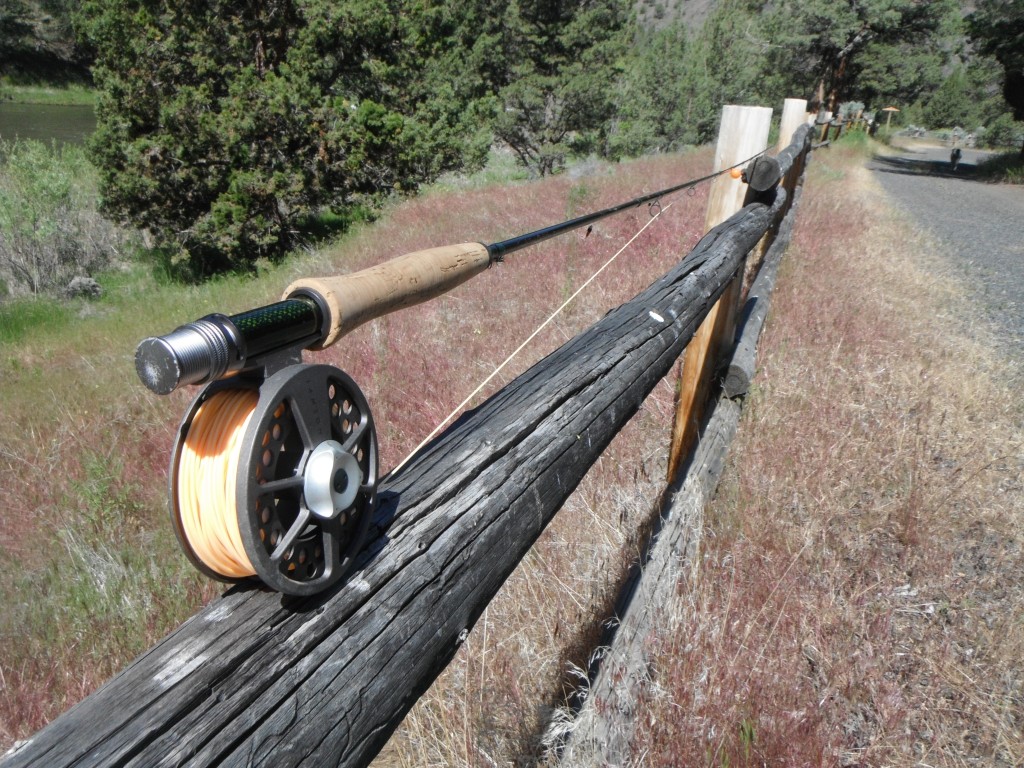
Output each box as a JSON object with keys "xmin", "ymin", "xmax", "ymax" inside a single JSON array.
[
  {"xmin": 0, "ymin": 296, "xmax": 72, "ymax": 344},
  {"xmin": 833, "ymin": 127, "xmax": 873, "ymax": 155},
  {"xmin": 430, "ymin": 149, "xmax": 531, "ymax": 191},
  {"xmin": 295, "ymin": 204, "xmax": 376, "ymax": 246},
  {"xmin": 0, "ymin": 450, "xmax": 207, "ymax": 702},
  {"xmin": 0, "ymin": 83, "xmax": 96, "ymax": 106}
]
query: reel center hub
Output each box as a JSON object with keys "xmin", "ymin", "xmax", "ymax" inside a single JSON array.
[{"xmin": 305, "ymin": 440, "xmax": 362, "ymax": 520}]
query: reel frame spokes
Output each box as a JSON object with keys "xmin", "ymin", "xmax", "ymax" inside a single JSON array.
[
  {"xmin": 237, "ymin": 363, "xmax": 377, "ymax": 595},
  {"xmin": 169, "ymin": 364, "xmax": 377, "ymax": 596}
]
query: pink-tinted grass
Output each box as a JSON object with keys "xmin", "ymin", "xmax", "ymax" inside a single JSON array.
[
  {"xmin": 624, "ymin": 141, "xmax": 1024, "ymax": 766},
  {"xmin": 0, "ymin": 148, "xmax": 714, "ymax": 753},
  {"xmin": 301, "ymin": 156, "xmax": 710, "ymax": 472}
]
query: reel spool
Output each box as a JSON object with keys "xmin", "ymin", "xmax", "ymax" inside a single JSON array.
[{"xmin": 170, "ymin": 364, "xmax": 377, "ymax": 596}]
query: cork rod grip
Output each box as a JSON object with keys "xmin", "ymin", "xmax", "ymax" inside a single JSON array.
[{"xmin": 283, "ymin": 242, "xmax": 492, "ymax": 348}]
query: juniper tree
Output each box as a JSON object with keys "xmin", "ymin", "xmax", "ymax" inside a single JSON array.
[
  {"xmin": 757, "ymin": 0, "xmax": 961, "ymax": 113},
  {"xmin": 969, "ymin": 0, "xmax": 1024, "ymax": 124},
  {"xmin": 78, "ymin": 0, "xmax": 487, "ymax": 274},
  {"xmin": 493, "ymin": 0, "xmax": 629, "ymax": 175}
]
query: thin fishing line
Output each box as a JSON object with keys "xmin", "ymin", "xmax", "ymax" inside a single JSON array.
[{"xmin": 389, "ymin": 200, "xmax": 675, "ymax": 478}]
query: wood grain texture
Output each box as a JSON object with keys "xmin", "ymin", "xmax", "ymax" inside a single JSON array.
[
  {"xmin": 778, "ymin": 99, "xmax": 810, "ymax": 155},
  {"xmin": 1, "ymin": 200, "xmax": 782, "ymax": 768},
  {"xmin": 745, "ymin": 155, "xmax": 783, "ymax": 193},
  {"xmin": 776, "ymin": 123, "xmax": 813, "ymax": 186},
  {"xmin": 721, "ymin": 123, "xmax": 813, "ymax": 399},
  {"xmin": 666, "ymin": 106, "xmax": 773, "ymax": 482}
]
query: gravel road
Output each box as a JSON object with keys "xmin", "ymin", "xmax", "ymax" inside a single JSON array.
[{"xmin": 867, "ymin": 144, "xmax": 1024, "ymax": 356}]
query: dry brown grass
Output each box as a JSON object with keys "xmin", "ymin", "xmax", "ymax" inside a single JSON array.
[
  {"xmin": 368, "ymin": 138, "xmax": 1024, "ymax": 767},
  {"xmin": 616, "ymin": 141, "xmax": 1024, "ymax": 766}
]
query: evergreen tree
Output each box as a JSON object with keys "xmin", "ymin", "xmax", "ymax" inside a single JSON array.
[
  {"xmin": 968, "ymin": 0, "xmax": 1024, "ymax": 121},
  {"xmin": 397, "ymin": 0, "xmax": 509, "ymax": 173},
  {"xmin": 757, "ymin": 0, "xmax": 961, "ymax": 113},
  {"xmin": 609, "ymin": 21, "xmax": 690, "ymax": 157},
  {"xmin": 78, "ymin": 0, "xmax": 483, "ymax": 274},
  {"xmin": 964, "ymin": 55, "xmax": 1013, "ymax": 128},
  {"xmin": 494, "ymin": 0, "xmax": 629, "ymax": 175},
  {"xmin": 680, "ymin": 0, "xmax": 762, "ymax": 144},
  {"xmin": 923, "ymin": 66, "xmax": 976, "ymax": 128},
  {"xmin": 849, "ymin": 38, "xmax": 948, "ymax": 111}
]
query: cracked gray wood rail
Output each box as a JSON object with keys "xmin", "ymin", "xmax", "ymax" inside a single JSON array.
[
  {"xmin": 723, "ymin": 171, "xmax": 807, "ymax": 397},
  {"xmin": 1, "ymin": 191, "xmax": 786, "ymax": 768},
  {"xmin": 559, "ymin": 120, "xmax": 814, "ymax": 765},
  {"xmin": 560, "ymin": 185, "xmax": 806, "ymax": 767}
]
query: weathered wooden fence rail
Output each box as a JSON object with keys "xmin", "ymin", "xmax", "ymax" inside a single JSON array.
[
  {"xmin": 561, "ymin": 122, "xmax": 811, "ymax": 763},
  {"xmin": 3, "ymin": 119, "xmax": 813, "ymax": 768}
]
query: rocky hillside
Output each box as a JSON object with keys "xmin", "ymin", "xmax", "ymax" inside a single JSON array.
[
  {"xmin": 0, "ymin": 1, "xmax": 90, "ymax": 84},
  {"xmin": 636, "ymin": 0, "xmax": 718, "ymax": 30}
]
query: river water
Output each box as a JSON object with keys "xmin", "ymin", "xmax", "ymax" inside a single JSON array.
[{"xmin": 0, "ymin": 102, "xmax": 96, "ymax": 145}]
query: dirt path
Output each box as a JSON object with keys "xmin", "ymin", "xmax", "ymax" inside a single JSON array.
[{"xmin": 868, "ymin": 144, "xmax": 1024, "ymax": 355}]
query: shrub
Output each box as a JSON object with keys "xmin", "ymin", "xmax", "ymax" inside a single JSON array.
[
  {"xmin": 77, "ymin": 0, "xmax": 498, "ymax": 275},
  {"xmin": 0, "ymin": 139, "xmax": 129, "ymax": 297},
  {"xmin": 981, "ymin": 113, "xmax": 1024, "ymax": 150},
  {"xmin": 976, "ymin": 151, "xmax": 1024, "ymax": 183}
]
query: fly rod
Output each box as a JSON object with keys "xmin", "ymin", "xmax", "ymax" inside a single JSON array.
[
  {"xmin": 135, "ymin": 152, "xmax": 774, "ymax": 596},
  {"xmin": 136, "ymin": 153, "xmax": 776, "ymax": 397}
]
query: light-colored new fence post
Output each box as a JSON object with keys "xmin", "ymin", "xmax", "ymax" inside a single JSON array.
[
  {"xmin": 779, "ymin": 98, "xmax": 809, "ymax": 154},
  {"xmin": 666, "ymin": 105, "xmax": 772, "ymax": 481},
  {"xmin": 778, "ymin": 98, "xmax": 810, "ymax": 209}
]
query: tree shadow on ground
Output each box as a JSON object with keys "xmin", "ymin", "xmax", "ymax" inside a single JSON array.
[{"xmin": 869, "ymin": 153, "xmax": 980, "ymax": 180}]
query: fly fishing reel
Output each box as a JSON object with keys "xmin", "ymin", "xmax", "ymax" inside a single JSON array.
[
  {"xmin": 137, "ymin": 242, "xmax": 494, "ymax": 595},
  {"xmin": 168, "ymin": 365, "xmax": 377, "ymax": 595},
  {"xmin": 139, "ymin": 294, "xmax": 380, "ymax": 596}
]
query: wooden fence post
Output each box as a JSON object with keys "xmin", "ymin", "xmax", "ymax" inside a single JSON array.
[
  {"xmin": 777, "ymin": 98, "xmax": 810, "ymax": 217},
  {"xmin": 779, "ymin": 98, "xmax": 809, "ymax": 154},
  {"xmin": 562, "ymin": 123, "xmax": 814, "ymax": 765},
  {"xmin": 666, "ymin": 105, "xmax": 772, "ymax": 481},
  {"xmin": 742, "ymin": 98, "xmax": 809, "ymax": 291}
]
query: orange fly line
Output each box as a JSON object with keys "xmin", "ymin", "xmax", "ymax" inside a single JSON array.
[{"xmin": 176, "ymin": 388, "xmax": 260, "ymax": 578}]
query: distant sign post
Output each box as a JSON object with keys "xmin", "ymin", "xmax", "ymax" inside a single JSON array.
[{"xmin": 882, "ymin": 106, "xmax": 900, "ymax": 130}]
